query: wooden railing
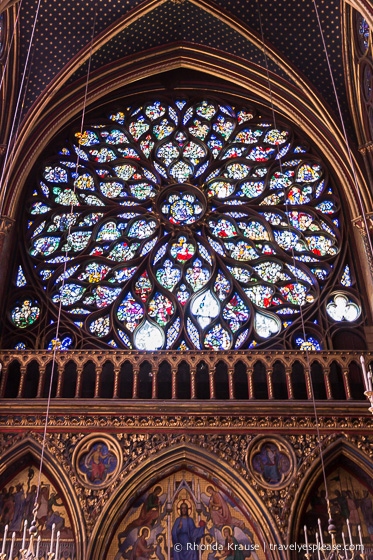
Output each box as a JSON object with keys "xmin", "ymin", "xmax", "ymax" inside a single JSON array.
[{"xmin": 0, "ymin": 350, "xmax": 369, "ymax": 401}]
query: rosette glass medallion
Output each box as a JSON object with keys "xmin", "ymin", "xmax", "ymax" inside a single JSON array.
[{"xmin": 10, "ymin": 97, "xmax": 352, "ymax": 350}]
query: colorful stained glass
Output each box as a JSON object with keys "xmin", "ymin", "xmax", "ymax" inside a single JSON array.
[
  {"xmin": 240, "ymin": 181, "xmax": 265, "ymax": 198},
  {"xmin": 170, "ymin": 161, "xmax": 193, "ymax": 182},
  {"xmin": 52, "ymin": 283, "xmax": 86, "ymax": 306},
  {"xmin": 244, "ymin": 285, "xmax": 274, "ymax": 308},
  {"xmin": 212, "ymin": 116, "xmax": 235, "ymax": 140},
  {"xmin": 166, "ymin": 317, "xmax": 181, "ymax": 348},
  {"xmin": 16, "ymin": 265, "xmax": 27, "ymax": 287},
  {"xmin": 11, "ymin": 299, "xmax": 40, "ymax": 328},
  {"xmin": 279, "ymin": 283, "xmax": 314, "ymax": 305},
  {"xmin": 225, "ymin": 241, "xmax": 258, "ymax": 261},
  {"xmin": 223, "ymin": 294, "xmax": 250, "ymax": 332},
  {"xmin": 117, "ymin": 293, "xmax": 144, "ymax": 331},
  {"xmin": 153, "ymin": 119, "xmax": 174, "ymax": 140},
  {"xmin": 214, "ymin": 271, "xmax": 231, "ymax": 300},
  {"xmin": 14, "ymin": 97, "xmax": 348, "ymax": 350},
  {"xmin": 96, "ymin": 222, "xmax": 121, "ymax": 241},
  {"xmin": 176, "ymin": 284, "xmax": 190, "ymax": 306},
  {"xmin": 225, "ymin": 163, "xmax": 251, "ymax": 179},
  {"xmin": 128, "ymin": 219, "xmax": 157, "ymax": 238},
  {"xmin": 187, "ymin": 318, "xmax": 201, "ymax": 349},
  {"xmin": 108, "ymin": 242, "xmax": 140, "ymax": 261},
  {"xmin": 209, "ymin": 218, "xmax": 238, "ymax": 238},
  {"xmin": 239, "ymin": 221, "xmax": 269, "ymax": 240},
  {"xmin": 145, "ymin": 102, "xmax": 166, "ymax": 121},
  {"xmin": 134, "ymin": 271, "xmax": 152, "ymax": 301},
  {"xmin": 189, "ymin": 120, "xmax": 209, "ymax": 140},
  {"xmin": 47, "ymin": 336, "xmax": 73, "ymax": 350},
  {"xmin": 254, "ymin": 262, "xmax": 289, "ymax": 283},
  {"xmin": 63, "ymin": 231, "xmax": 91, "ymax": 252},
  {"xmin": 129, "ymin": 118, "xmax": 149, "ymax": 141},
  {"xmin": 341, "ymin": 265, "xmax": 352, "ymax": 287},
  {"xmin": 196, "ymin": 101, "xmax": 216, "ymax": 120},
  {"xmin": 171, "ymin": 237, "xmax": 195, "ymax": 262},
  {"xmin": 186, "ymin": 259, "xmax": 210, "ymax": 291},
  {"xmin": 295, "ymin": 335, "xmax": 321, "ymax": 351},
  {"xmin": 207, "ymin": 180, "xmax": 235, "ymax": 198},
  {"xmin": 204, "ymin": 323, "xmax": 231, "ymax": 350},
  {"xmin": 30, "ymin": 236, "xmax": 60, "ymax": 257},
  {"xmin": 148, "ymin": 293, "xmax": 174, "ymax": 326},
  {"xmin": 156, "ymin": 260, "xmax": 181, "ymax": 290},
  {"xmin": 100, "ymin": 181, "xmax": 125, "ymax": 198},
  {"xmin": 89, "ymin": 315, "xmax": 110, "ymax": 337}
]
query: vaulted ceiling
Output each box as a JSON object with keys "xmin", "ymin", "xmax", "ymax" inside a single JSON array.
[{"xmin": 3, "ymin": 0, "xmax": 365, "ymax": 140}]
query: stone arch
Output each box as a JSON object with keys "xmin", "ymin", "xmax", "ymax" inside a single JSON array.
[
  {"xmin": 89, "ymin": 442, "xmax": 284, "ymax": 560},
  {"xmin": 288, "ymin": 436, "xmax": 373, "ymax": 558},
  {"xmin": 0, "ymin": 435, "xmax": 86, "ymax": 560}
]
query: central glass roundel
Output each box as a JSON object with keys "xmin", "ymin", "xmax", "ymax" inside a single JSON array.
[{"xmin": 159, "ymin": 185, "xmax": 206, "ymax": 226}]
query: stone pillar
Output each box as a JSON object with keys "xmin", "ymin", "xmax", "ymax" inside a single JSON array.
[
  {"xmin": 0, "ymin": 216, "xmax": 15, "ymax": 309},
  {"xmin": 285, "ymin": 367, "xmax": 294, "ymax": 399}
]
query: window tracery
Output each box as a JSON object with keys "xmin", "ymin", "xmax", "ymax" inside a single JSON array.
[{"xmin": 5, "ymin": 97, "xmax": 363, "ymax": 350}]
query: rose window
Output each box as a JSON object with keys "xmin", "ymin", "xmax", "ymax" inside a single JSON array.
[{"xmin": 8, "ymin": 97, "xmax": 360, "ymax": 351}]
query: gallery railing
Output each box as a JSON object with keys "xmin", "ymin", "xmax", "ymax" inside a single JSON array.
[{"xmin": 0, "ymin": 350, "xmax": 369, "ymax": 401}]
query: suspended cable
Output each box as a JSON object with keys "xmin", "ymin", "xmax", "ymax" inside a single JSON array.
[
  {"xmin": 4, "ymin": 3, "xmax": 99, "ymax": 558},
  {"xmin": 256, "ymin": 0, "xmax": 332, "ymax": 529},
  {"xmin": 0, "ymin": 0, "xmax": 43, "ymax": 217},
  {"xmin": 310, "ymin": 0, "xmax": 373, "ymax": 265}
]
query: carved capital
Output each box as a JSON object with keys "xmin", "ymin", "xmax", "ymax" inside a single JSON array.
[
  {"xmin": 0, "ymin": 215, "xmax": 14, "ymax": 236},
  {"xmin": 352, "ymin": 213, "xmax": 373, "ymax": 235}
]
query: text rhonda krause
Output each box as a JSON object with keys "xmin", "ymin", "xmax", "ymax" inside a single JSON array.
[{"xmin": 185, "ymin": 543, "xmax": 260, "ymax": 551}]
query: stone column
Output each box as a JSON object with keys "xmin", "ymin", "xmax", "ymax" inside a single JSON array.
[{"xmin": 0, "ymin": 216, "xmax": 15, "ymax": 308}]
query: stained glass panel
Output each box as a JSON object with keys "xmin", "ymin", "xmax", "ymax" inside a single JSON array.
[{"xmin": 8, "ymin": 96, "xmax": 357, "ymax": 350}]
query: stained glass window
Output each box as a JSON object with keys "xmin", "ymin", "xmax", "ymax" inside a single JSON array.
[{"xmin": 5, "ymin": 97, "xmax": 362, "ymax": 350}]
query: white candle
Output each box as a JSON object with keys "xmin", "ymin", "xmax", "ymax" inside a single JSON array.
[
  {"xmin": 55, "ymin": 530, "xmax": 60, "ymax": 560},
  {"xmin": 347, "ymin": 519, "xmax": 353, "ymax": 547},
  {"xmin": 318, "ymin": 518, "xmax": 324, "ymax": 547},
  {"xmin": 49, "ymin": 523, "xmax": 56, "ymax": 553},
  {"xmin": 369, "ymin": 366, "xmax": 373, "ymax": 392},
  {"xmin": 315, "ymin": 531, "xmax": 321, "ymax": 560},
  {"xmin": 22, "ymin": 519, "xmax": 28, "ymax": 550},
  {"xmin": 304, "ymin": 525, "xmax": 309, "ymax": 549},
  {"xmin": 360, "ymin": 356, "xmax": 369, "ymax": 391},
  {"xmin": 342, "ymin": 531, "xmax": 347, "ymax": 554},
  {"xmin": 1, "ymin": 524, "xmax": 8, "ymax": 554},
  {"xmin": 9, "ymin": 532, "xmax": 15, "ymax": 559},
  {"xmin": 36, "ymin": 535, "xmax": 41, "ymax": 559},
  {"xmin": 358, "ymin": 525, "xmax": 363, "ymax": 548}
]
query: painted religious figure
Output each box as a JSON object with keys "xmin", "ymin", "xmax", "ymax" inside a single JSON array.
[
  {"xmin": 251, "ymin": 442, "xmax": 291, "ymax": 486},
  {"xmin": 172, "ymin": 502, "xmax": 205, "ymax": 560},
  {"xmin": 108, "ymin": 474, "xmax": 263, "ymax": 560},
  {"xmin": 301, "ymin": 466, "xmax": 373, "ymax": 557},
  {"xmin": 0, "ymin": 466, "xmax": 75, "ymax": 559},
  {"xmin": 78, "ymin": 441, "xmax": 117, "ymax": 485}
]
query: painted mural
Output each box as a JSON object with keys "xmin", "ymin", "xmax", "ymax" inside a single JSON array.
[
  {"xmin": 107, "ymin": 472, "xmax": 266, "ymax": 560},
  {"xmin": 0, "ymin": 467, "xmax": 75, "ymax": 559},
  {"xmin": 74, "ymin": 435, "xmax": 122, "ymax": 489},
  {"xmin": 301, "ymin": 466, "xmax": 373, "ymax": 558}
]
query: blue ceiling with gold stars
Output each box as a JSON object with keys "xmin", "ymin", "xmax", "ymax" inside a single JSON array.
[{"xmin": 16, "ymin": 0, "xmax": 351, "ymax": 135}]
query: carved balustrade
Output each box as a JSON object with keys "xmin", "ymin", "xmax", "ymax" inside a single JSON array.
[{"xmin": 0, "ymin": 350, "xmax": 369, "ymax": 402}]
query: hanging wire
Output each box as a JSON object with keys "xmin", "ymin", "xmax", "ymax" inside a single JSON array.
[
  {"xmin": 0, "ymin": 0, "xmax": 24, "ymax": 93},
  {"xmin": 33, "ymin": 0, "xmax": 98, "ymax": 510},
  {"xmin": 255, "ymin": 0, "xmax": 331, "ymax": 519},
  {"xmin": 311, "ymin": 0, "xmax": 373, "ymax": 264},
  {"xmin": 0, "ymin": 0, "xmax": 43, "ymax": 217}
]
